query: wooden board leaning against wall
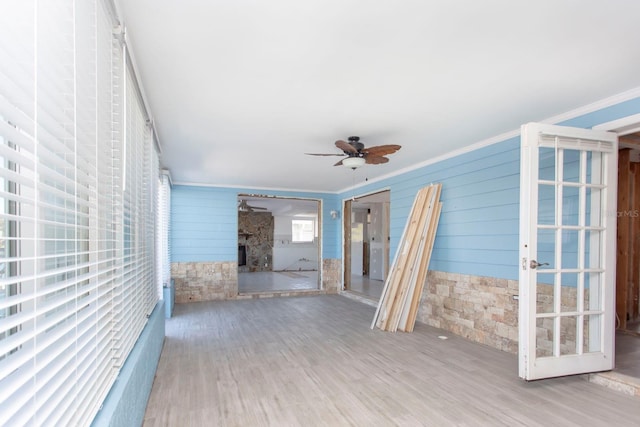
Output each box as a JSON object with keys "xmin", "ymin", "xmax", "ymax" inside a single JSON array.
[{"xmin": 372, "ymin": 183, "xmax": 442, "ymax": 333}]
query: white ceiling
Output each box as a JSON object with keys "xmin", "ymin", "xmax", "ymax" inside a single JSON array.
[{"xmin": 115, "ymin": 1, "xmax": 640, "ymax": 193}]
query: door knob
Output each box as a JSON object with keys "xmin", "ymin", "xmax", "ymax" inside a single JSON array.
[{"xmin": 530, "ymin": 260, "xmax": 549, "ymax": 269}]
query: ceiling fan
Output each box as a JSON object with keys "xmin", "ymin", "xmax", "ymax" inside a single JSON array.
[
  {"xmin": 305, "ymin": 136, "xmax": 401, "ymax": 168},
  {"xmin": 238, "ymin": 199, "xmax": 268, "ymax": 212}
]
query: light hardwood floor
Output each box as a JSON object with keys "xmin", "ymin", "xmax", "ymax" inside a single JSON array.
[
  {"xmin": 238, "ymin": 271, "xmax": 319, "ymax": 293},
  {"xmin": 348, "ymin": 275, "xmax": 384, "ymax": 300},
  {"xmin": 144, "ymin": 295, "xmax": 640, "ymax": 426}
]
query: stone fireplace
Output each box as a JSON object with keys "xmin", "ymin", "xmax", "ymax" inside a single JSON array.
[{"xmin": 238, "ymin": 211, "xmax": 274, "ymax": 273}]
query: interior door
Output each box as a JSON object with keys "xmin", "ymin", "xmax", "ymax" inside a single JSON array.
[{"xmin": 519, "ymin": 122, "xmax": 618, "ymax": 380}]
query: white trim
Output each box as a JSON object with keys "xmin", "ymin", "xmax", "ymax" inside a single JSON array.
[
  {"xmin": 338, "ymin": 87, "xmax": 640, "ymax": 193},
  {"xmin": 174, "ymin": 86, "xmax": 640, "ymax": 194},
  {"xmin": 542, "ymin": 87, "xmax": 640, "ymax": 126},
  {"xmin": 337, "ymin": 129, "xmax": 522, "ymax": 194},
  {"xmin": 237, "ymin": 193, "xmax": 323, "ymax": 204},
  {"xmin": 173, "ymin": 180, "xmax": 333, "ymax": 194},
  {"xmin": 341, "ymin": 187, "xmax": 392, "ymax": 204},
  {"xmin": 161, "ymin": 168, "xmax": 173, "ymax": 187},
  {"xmin": 593, "ymin": 112, "xmax": 640, "ymax": 134}
]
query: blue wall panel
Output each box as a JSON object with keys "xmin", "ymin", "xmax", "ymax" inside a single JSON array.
[
  {"xmin": 321, "ymin": 193, "xmax": 342, "ymax": 259},
  {"xmin": 337, "ymin": 96, "xmax": 640, "ymax": 281},
  {"xmin": 171, "ymin": 186, "xmax": 238, "ymax": 262},
  {"xmin": 171, "ymin": 95, "xmax": 640, "ymax": 281},
  {"xmin": 91, "ymin": 302, "xmax": 165, "ymax": 427},
  {"xmin": 559, "ymin": 97, "xmax": 640, "ymax": 129},
  {"xmin": 171, "ymin": 186, "xmax": 340, "ymax": 262},
  {"xmin": 333, "ymin": 139, "xmax": 522, "ymax": 280}
]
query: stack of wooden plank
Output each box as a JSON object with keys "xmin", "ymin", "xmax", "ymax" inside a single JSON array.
[{"xmin": 371, "ymin": 183, "xmax": 442, "ymax": 332}]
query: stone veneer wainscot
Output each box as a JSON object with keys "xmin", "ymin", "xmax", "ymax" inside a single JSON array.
[
  {"xmin": 417, "ymin": 270, "xmax": 520, "ymax": 354},
  {"xmin": 171, "ymin": 261, "xmax": 238, "ymax": 303},
  {"xmin": 322, "ymin": 258, "xmax": 341, "ymax": 293},
  {"xmin": 172, "ymin": 258, "xmax": 341, "ymax": 303}
]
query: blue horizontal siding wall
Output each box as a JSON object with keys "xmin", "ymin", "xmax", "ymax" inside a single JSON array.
[
  {"xmin": 91, "ymin": 301, "xmax": 165, "ymax": 427},
  {"xmin": 338, "ymin": 95, "xmax": 640, "ymax": 281},
  {"xmin": 340, "ymin": 138, "xmax": 521, "ymax": 280},
  {"xmin": 172, "ymin": 186, "xmax": 237, "ymax": 261},
  {"xmin": 171, "ymin": 95, "xmax": 640, "ymax": 281},
  {"xmin": 172, "ymin": 186, "xmax": 340, "ymax": 262}
]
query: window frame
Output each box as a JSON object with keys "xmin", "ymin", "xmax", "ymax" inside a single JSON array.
[{"xmin": 291, "ymin": 218, "xmax": 316, "ymax": 243}]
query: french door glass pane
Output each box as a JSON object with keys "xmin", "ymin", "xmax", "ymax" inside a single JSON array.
[
  {"xmin": 584, "ymin": 314, "xmax": 602, "ymax": 353},
  {"xmin": 536, "ymin": 273, "xmax": 555, "ymax": 315},
  {"xmin": 562, "ymin": 149, "xmax": 581, "ymax": 183},
  {"xmin": 536, "ymin": 228, "xmax": 555, "ymax": 269},
  {"xmin": 584, "ymin": 230, "xmax": 602, "ymax": 269},
  {"xmin": 562, "ymin": 185, "xmax": 580, "ymax": 226},
  {"xmin": 560, "ymin": 273, "xmax": 579, "ymax": 312},
  {"xmin": 561, "ymin": 229, "xmax": 579, "ymax": 269},
  {"xmin": 560, "ymin": 315, "xmax": 578, "ymax": 355},
  {"xmin": 585, "ymin": 152, "xmax": 604, "ymax": 185},
  {"xmin": 536, "ymin": 317, "xmax": 554, "ymax": 358},
  {"xmin": 538, "ymin": 147, "xmax": 556, "ymax": 181},
  {"xmin": 538, "ymin": 184, "xmax": 555, "ymax": 225}
]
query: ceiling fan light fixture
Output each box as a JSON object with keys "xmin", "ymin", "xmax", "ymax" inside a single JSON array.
[{"xmin": 342, "ymin": 157, "xmax": 365, "ymax": 169}]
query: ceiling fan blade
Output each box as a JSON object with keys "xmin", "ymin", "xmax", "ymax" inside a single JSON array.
[
  {"xmin": 335, "ymin": 140, "xmax": 358, "ymax": 154},
  {"xmin": 305, "ymin": 153, "xmax": 346, "ymax": 156},
  {"xmin": 239, "ymin": 199, "xmax": 269, "ymax": 212},
  {"xmin": 309, "ymin": 139, "xmax": 396, "ymax": 166},
  {"xmin": 362, "ymin": 144, "xmax": 401, "ymax": 157},
  {"xmin": 365, "ymin": 155, "xmax": 389, "ymax": 165}
]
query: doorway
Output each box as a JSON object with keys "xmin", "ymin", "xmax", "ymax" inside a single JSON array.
[
  {"xmin": 615, "ymin": 132, "xmax": 640, "ymax": 334},
  {"xmin": 237, "ymin": 195, "xmax": 321, "ymax": 294},
  {"xmin": 343, "ymin": 190, "xmax": 390, "ymax": 300},
  {"xmin": 592, "ymin": 117, "xmax": 640, "ymax": 380},
  {"xmin": 611, "ymin": 132, "xmax": 640, "ymax": 380}
]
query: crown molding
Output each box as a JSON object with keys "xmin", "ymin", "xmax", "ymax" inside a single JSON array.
[{"xmin": 339, "ymin": 86, "xmax": 640, "ymax": 194}]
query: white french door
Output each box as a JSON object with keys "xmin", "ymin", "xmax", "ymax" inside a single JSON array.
[{"xmin": 519, "ymin": 122, "xmax": 618, "ymax": 380}]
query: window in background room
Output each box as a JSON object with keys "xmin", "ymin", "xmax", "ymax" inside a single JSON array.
[{"xmin": 292, "ymin": 219, "xmax": 315, "ymax": 242}]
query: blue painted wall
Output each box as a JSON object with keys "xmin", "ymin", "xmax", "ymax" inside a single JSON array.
[
  {"xmin": 92, "ymin": 301, "xmax": 165, "ymax": 427},
  {"xmin": 172, "ymin": 186, "xmax": 340, "ymax": 261},
  {"xmin": 171, "ymin": 95, "xmax": 640, "ymax": 282},
  {"xmin": 336, "ymin": 96, "xmax": 640, "ymax": 281},
  {"xmin": 339, "ymin": 138, "xmax": 521, "ymax": 280}
]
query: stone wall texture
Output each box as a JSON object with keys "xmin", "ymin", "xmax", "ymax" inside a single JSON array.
[
  {"xmin": 172, "ymin": 262, "xmax": 238, "ymax": 303},
  {"xmin": 322, "ymin": 258, "xmax": 341, "ymax": 293},
  {"xmin": 238, "ymin": 211, "xmax": 274, "ymax": 273},
  {"xmin": 416, "ymin": 270, "xmax": 520, "ymax": 354},
  {"xmin": 534, "ymin": 282, "xmax": 586, "ymax": 357},
  {"xmin": 172, "ymin": 259, "xmax": 340, "ymax": 303}
]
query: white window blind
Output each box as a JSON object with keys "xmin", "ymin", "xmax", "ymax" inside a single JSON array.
[
  {"xmin": 157, "ymin": 171, "xmax": 171, "ymax": 297},
  {"xmin": 0, "ymin": 1, "xmax": 160, "ymax": 425}
]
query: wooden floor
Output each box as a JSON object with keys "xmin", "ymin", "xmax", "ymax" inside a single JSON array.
[
  {"xmin": 238, "ymin": 271, "xmax": 318, "ymax": 293},
  {"xmin": 616, "ymin": 331, "xmax": 640, "ymax": 378},
  {"xmin": 348, "ymin": 274, "xmax": 385, "ymax": 300},
  {"xmin": 144, "ymin": 295, "xmax": 640, "ymax": 426}
]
